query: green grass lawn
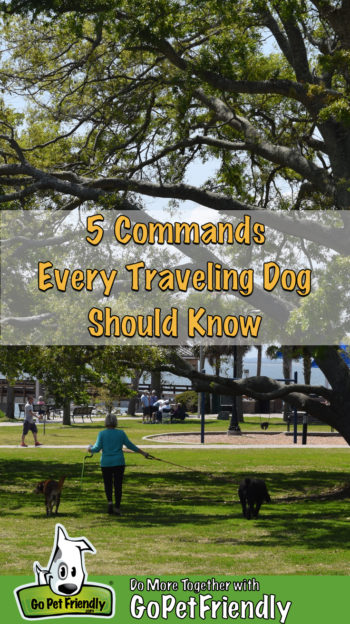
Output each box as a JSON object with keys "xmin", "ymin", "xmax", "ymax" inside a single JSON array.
[{"xmin": 1, "ymin": 415, "xmax": 350, "ymax": 577}]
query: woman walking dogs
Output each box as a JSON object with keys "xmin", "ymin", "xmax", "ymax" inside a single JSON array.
[{"xmin": 87, "ymin": 414, "xmax": 150, "ymax": 515}]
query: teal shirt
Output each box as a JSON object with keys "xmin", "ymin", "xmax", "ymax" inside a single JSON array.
[{"xmin": 89, "ymin": 428, "xmax": 140, "ymax": 467}]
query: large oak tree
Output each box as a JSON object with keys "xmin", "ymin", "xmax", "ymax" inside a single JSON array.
[{"xmin": 1, "ymin": 2, "xmax": 350, "ymax": 439}]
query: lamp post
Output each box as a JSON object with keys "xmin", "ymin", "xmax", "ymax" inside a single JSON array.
[
  {"xmin": 200, "ymin": 367, "xmax": 206, "ymax": 443},
  {"xmin": 199, "ymin": 345, "xmax": 206, "ymax": 443},
  {"xmin": 228, "ymin": 344, "xmax": 241, "ymax": 435}
]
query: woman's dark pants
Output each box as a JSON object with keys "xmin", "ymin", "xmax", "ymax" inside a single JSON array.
[{"xmin": 101, "ymin": 465, "xmax": 125, "ymax": 507}]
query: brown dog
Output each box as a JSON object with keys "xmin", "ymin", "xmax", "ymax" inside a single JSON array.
[{"xmin": 35, "ymin": 476, "xmax": 66, "ymax": 516}]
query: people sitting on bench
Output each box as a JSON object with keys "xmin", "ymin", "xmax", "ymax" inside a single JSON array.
[
  {"xmin": 171, "ymin": 403, "xmax": 188, "ymax": 422},
  {"xmin": 153, "ymin": 398, "xmax": 171, "ymax": 423}
]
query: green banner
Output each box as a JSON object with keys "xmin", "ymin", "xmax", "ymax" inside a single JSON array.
[
  {"xmin": 3, "ymin": 575, "xmax": 350, "ymax": 623},
  {"xmin": 15, "ymin": 582, "xmax": 113, "ymax": 618}
]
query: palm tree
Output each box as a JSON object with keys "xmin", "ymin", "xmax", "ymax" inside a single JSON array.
[
  {"xmin": 266, "ymin": 345, "xmax": 313, "ymax": 419},
  {"xmin": 205, "ymin": 345, "xmax": 250, "ymax": 429},
  {"xmin": 204, "ymin": 346, "xmax": 224, "ymax": 377},
  {"xmin": 256, "ymin": 345, "xmax": 262, "ymax": 376}
]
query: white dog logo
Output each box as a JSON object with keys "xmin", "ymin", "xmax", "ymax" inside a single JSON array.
[{"xmin": 34, "ymin": 524, "xmax": 95, "ymax": 596}]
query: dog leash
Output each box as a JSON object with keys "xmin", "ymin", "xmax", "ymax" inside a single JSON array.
[
  {"xmin": 146, "ymin": 454, "xmax": 203, "ymax": 474},
  {"xmin": 80, "ymin": 453, "xmax": 94, "ymax": 489}
]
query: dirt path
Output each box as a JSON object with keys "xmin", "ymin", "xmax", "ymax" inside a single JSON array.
[{"xmin": 145, "ymin": 431, "xmax": 348, "ymax": 447}]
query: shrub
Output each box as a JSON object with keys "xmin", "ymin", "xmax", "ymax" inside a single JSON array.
[{"xmin": 174, "ymin": 390, "xmax": 198, "ymax": 412}]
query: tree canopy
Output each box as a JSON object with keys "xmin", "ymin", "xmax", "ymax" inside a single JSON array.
[
  {"xmin": 1, "ymin": 2, "xmax": 350, "ymax": 440},
  {"xmin": 0, "ymin": 0, "xmax": 348, "ymax": 212},
  {"xmin": 0, "ymin": 344, "xmax": 164, "ymax": 423},
  {"xmin": 0, "ymin": 0, "xmax": 350, "ymax": 335}
]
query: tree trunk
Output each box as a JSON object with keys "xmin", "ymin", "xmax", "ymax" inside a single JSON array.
[
  {"xmin": 128, "ymin": 369, "xmax": 143, "ymax": 416},
  {"xmin": 303, "ymin": 351, "xmax": 312, "ymax": 385},
  {"xmin": 151, "ymin": 370, "xmax": 161, "ymax": 397},
  {"xmin": 256, "ymin": 346, "xmax": 262, "ymax": 376},
  {"xmin": 62, "ymin": 397, "xmax": 71, "ymax": 426},
  {"xmin": 228, "ymin": 346, "xmax": 244, "ymax": 431},
  {"xmin": 215, "ymin": 355, "xmax": 220, "ymax": 377},
  {"xmin": 127, "ymin": 396, "xmax": 137, "ymax": 417},
  {"xmin": 6, "ymin": 384, "xmax": 15, "ymax": 419},
  {"xmin": 236, "ymin": 347, "xmax": 244, "ymax": 423}
]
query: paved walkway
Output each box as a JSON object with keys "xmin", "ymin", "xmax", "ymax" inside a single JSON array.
[
  {"xmin": 0, "ymin": 413, "xmax": 285, "ymax": 426},
  {"xmin": 0, "ymin": 443, "xmax": 347, "ymax": 450}
]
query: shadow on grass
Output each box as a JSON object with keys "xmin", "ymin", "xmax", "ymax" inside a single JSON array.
[
  {"xmin": 61, "ymin": 424, "xmax": 105, "ymax": 430},
  {"xmin": 2, "ymin": 456, "xmax": 350, "ymax": 551},
  {"xmin": 238, "ymin": 502, "xmax": 350, "ymax": 550}
]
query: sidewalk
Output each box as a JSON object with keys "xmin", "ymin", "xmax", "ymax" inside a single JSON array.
[
  {"xmin": 0, "ymin": 412, "xmax": 285, "ymax": 426},
  {"xmin": 0, "ymin": 442, "xmax": 346, "ymax": 450}
]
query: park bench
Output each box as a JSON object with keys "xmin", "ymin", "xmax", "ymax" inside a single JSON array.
[
  {"xmin": 46, "ymin": 405, "xmax": 62, "ymax": 419},
  {"xmin": 35, "ymin": 404, "xmax": 62, "ymax": 420},
  {"xmin": 71, "ymin": 405, "xmax": 94, "ymax": 423},
  {"xmin": 17, "ymin": 402, "xmax": 59, "ymax": 419},
  {"xmin": 217, "ymin": 410, "xmax": 230, "ymax": 420},
  {"xmin": 161, "ymin": 408, "xmax": 172, "ymax": 424},
  {"xmin": 17, "ymin": 403, "xmax": 25, "ymax": 418},
  {"xmin": 34, "ymin": 404, "xmax": 62, "ymax": 420},
  {"xmin": 17, "ymin": 403, "xmax": 45, "ymax": 417}
]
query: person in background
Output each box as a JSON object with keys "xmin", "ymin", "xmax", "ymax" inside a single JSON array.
[
  {"xmin": 171, "ymin": 403, "xmax": 188, "ymax": 422},
  {"xmin": 20, "ymin": 396, "xmax": 42, "ymax": 447},
  {"xmin": 37, "ymin": 395, "xmax": 48, "ymax": 419},
  {"xmin": 149, "ymin": 389, "xmax": 158, "ymax": 423},
  {"xmin": 153, "ymin": 396, "xmax": 171, "ymax": 423},
  {"xmin": 140, "ymin": 391, "xmax": 150, "ymax": 423},
  {"xmin": 87, "ymin": 414, "xmax": 150, "ymax": 515}
]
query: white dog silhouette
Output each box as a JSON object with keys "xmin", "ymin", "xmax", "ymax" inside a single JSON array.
[{"xmin": 34, "ymin": 524, "xmax": 95, "ymax": 596}]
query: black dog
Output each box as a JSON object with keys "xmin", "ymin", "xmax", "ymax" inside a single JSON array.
[{"xmin": 238, "ymin": 477, "xmax": 271, "ymax": 519}]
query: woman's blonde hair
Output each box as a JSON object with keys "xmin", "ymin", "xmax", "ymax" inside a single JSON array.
[{"xmin": 105, "ymin": 413, "xmax": 117, "ymax": 428}]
